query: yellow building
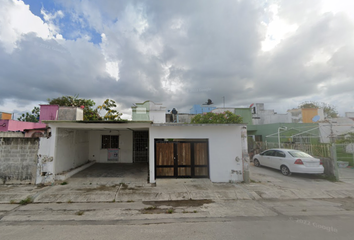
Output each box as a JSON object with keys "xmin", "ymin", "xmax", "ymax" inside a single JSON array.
[{"xmin": 302, "ymin": 108, "xmax": 320, "ymax": 123}]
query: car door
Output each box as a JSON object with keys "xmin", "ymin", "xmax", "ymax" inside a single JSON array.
[
  {"xmin": 271, "ymin": 150, "xmax": 286, "ymax": 169},
  {"xmin": 261, "ymin": 150, "xmax": 275, "ymax": 167}
]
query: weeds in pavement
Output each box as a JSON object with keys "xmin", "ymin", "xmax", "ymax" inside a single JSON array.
[
  {"xmin": 144, "ymin": 206, "xmax": 157, "ymax": 210},
  {"xmin": 10, "ymin": 200, "xmax": 16, "ymax": 204},
  {"xmin": 127, "ymin": 200, "xmax": 134, "ymax": 202},
  {"xmin": 75, "ymin": 210, "xmax": 84, "ymax": 216},
  {"xmin": 166, "ymin": 209, "xmax": 174, "ymax": 214},
  {"xmin": 67, "ymin": 200, "xmax": 72, "ymax": 203},
  {"xmin": 19, "ymin": 197, "xmax": 33, "ymax": 205},
  {"xmin": 60, "ymin": 182, "xmax": 68, "ymax": 185}
]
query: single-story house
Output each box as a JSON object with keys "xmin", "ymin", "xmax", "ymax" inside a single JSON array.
[{"xmin": 36, "ymin": 120, "xmax": 249, "ymax": 184}]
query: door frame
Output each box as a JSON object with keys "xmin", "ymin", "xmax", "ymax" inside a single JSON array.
[{"xmin": 154, "ymin": 140, "xmax": 210, "ymax": 179}]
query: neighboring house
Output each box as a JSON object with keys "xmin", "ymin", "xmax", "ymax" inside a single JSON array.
[
  {"xmin": 0, "ymin": 119, "xmax": 46, "ymax": 132},
  {"xmin": 0, "ymin": 105, "xmax": 83, "ymax": 136},
  {"xmin": 319, "ymin": 116, "xmax": 354, "ymax": 143},
  {"xmin": 190, "ymin": 104, "xmax": 216, "ymax": 114},
  {"xmin": 248, "ymin": 123, "xmax": 320, "ymax": 144},
  {"xmin": 287, "ymin": 108, "xmax": 324, "ymax": 123},
  {"xmin": 251, "ymin": 103, "xmax": 324, "ymax": 125}
]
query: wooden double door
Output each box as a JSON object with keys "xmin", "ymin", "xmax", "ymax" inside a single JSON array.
[{"xmin": 155, "ymin": 141, "xmax": 209, "ymax": 178}]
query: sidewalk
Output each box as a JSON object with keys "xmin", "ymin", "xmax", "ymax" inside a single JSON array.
[{"xmin": 0, "ymin": 175, "xmax": 353, "ymax": 204}]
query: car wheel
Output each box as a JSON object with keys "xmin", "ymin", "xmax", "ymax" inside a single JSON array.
[
  {"xmin": 254, "ymin": 159, "xmax": 261, "ymax": 167},
  {"xmin": 280, "ymin": 165, "xmax": 291, "ymax": 176}
]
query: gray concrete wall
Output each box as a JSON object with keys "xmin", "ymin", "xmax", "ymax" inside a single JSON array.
[
  {"xmin": 0, "ymin": 137, "xmax": 39, "ymax": 184},
  {"xmin": 321, "ymin": 157, "xmax": 336, "ymax": 178},
  {"xmin": 58, "ymin": 107, "xmax": 83, "ymax": 121}
]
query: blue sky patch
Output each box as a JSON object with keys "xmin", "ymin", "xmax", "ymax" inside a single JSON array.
[{"xmin": 22, "ymin": 0, "xmax": 102, "ymax": 44}]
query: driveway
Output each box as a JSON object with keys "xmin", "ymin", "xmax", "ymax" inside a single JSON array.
[
  {"xmin": 249, "ymin": 163, "xmax": 344, "ymax": 190},
  {"xmin": 67, "ymin": 163, "xmax": 149, "ymax": 185}
]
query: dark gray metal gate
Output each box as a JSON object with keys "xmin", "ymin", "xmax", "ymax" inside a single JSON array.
[{"xmin": 133, "ymin": 131, "xmax": 149, "ymax": 163}]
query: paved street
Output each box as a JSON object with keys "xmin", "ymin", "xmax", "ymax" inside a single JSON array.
[
  {"xmin": 0, "ymin": 163, "xmax": 354, "ymax": 239},
  {"xmin": 0, "ymin": 201, "xmax": 353, "ymax": 240}
]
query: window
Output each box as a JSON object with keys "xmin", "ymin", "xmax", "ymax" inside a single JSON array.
[
  {"xmin": 274, "ymin": 151, "xmax": 286, "ymax": 158},
  {"xmin": 262, "ymin": 150, "xmax": 275, "ymax": 156},
  {"xmin": 102, "ymin": 135, "xmax": 119, "ymax": 149}
]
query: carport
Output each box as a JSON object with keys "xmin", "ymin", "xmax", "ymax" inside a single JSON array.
[
  {"xmin": 37, "ymin": 121, "xmax": 151, "ymax": 184},
  {"xmin": 67, "ymin": 163, "xmax": 148, "ymax": 185}
]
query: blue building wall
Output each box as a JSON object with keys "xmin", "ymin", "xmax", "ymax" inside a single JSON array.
[{"xmin": 190, "ymin": 105, "xmax": 216, "ymax": 114}]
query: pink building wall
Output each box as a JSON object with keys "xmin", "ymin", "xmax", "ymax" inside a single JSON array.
[
  {"xmin": 39, "ymin": 105, "xmax": 59, "ymax": 122},
  {"xmin": 0, "ymin": 120, "xmax": 46, "ymax": 132}
]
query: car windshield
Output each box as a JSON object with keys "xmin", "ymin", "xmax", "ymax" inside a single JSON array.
[{"xmin": 288, "ymin": 151, "xmax": 313, "ymax": 158}]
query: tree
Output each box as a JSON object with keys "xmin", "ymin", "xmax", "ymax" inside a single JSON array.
[
  {"xmin": 48, "ymin": 95, "xmax": 101, "ymax": 121},
  {"xmin": 97, "ymin": 99, "xmax": 122, "ymax": 121},
  {"xmin": 17, "ymin": 107, "xmax": 40, "ymax": 122},
  {"xmin": 298, "ymin": 101, "xmax": 338, "ymax": 118},
  {"xmin": 191, "ymin": 111, "xmax": 243, "ymax": 124}
]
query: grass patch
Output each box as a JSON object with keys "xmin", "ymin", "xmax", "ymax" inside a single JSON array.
[
  {"xmin": 144, "ymin": 206, "xmax": 157, "ymax": 210},
  {"xmin": 75, "ymin": 210, "xmax": 84, "ymax": 216},
  {"xmin": 166, "ymin": 209, "xmax": 174, "ymax": 214},
  {"xmin": 19, "ymin": 197, "xmax": 33, "ymax": 205},
  {"xmin": 60, "ymin": 182, "xmax": 68, "ymax": 185}
]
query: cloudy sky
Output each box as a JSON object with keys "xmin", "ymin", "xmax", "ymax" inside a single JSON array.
[{"xmin": 1, "ymin": 0, "xmax": 354, "ymax": 119}]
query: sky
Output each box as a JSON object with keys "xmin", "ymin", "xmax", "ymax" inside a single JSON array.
[{"xmin": 1, "ymin": 0, "xmax": 354, "ymax": 119}]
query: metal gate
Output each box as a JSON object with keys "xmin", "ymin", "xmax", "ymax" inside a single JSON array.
[
  {"xmin": 155, "ymin": 141, "xmax": 209, "ymax": 178},
  {"xmin": 133, "ymin": 131, "xmax": 149, "ymax": 163},
  {"xmin": 334, "ymin": 143, "xmax": 354, "ymax": 181}
]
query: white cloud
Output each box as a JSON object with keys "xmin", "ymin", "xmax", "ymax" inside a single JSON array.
[
  {"xmin": 0, "ymin": 0, "xmax": 51, "ymax": 52},
  {"xmin": 262, "ymin": 4, "xmax": 298, "ymax": 51}
]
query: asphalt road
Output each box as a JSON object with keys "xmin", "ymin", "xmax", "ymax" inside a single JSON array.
[{"xmin": 0, "ymin": 215, "xmax": 352, "ymax": 240}]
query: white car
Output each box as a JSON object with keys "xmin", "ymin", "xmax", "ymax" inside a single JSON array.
[{"xmin": 253, "ymin": 148, "xmax": 324, "ymax": 176}]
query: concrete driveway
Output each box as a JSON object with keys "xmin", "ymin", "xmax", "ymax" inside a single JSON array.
[
  {"xmin": 67, "ymin": 163, "xmax": 149, "ymax": 185},
  {"xmin": 250, "ymin": 163, "xmax": 347, "ymax": 190}
]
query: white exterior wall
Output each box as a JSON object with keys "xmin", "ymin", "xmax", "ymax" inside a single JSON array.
[
  {"xmin": 150, "ymin": 111, "xmax": 166, "ymax": 123},
  {"xmin": 55, "ymin": 129, "xmax": 89, "ymax": 174},
  {"xmin": 149, "ymin": 102, "xmax": 166, "ymax": 123},
  {"xmin": 88, "ymin": 130, "xmax": 133, "ymax": 163},
  {"xmin": 319, "ymin": 118, "xmax": 354, "ymax": 143},
  {"xmin": 149, "ymin": 125, "xmax": 245, "ymax": 183}
]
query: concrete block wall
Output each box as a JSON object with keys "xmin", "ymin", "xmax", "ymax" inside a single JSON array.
[{"xmin": 0, "ymin": 137, "xmax": 39, "ymax": 184}]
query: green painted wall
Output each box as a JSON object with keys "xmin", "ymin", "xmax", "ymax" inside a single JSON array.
[
  {"xmin": 132, "ymin": 101, "xmax": 150, "ymax": 121},
  {"xmin": 235, "ymin": 108, "xmax": 253, "ymax": 125},
  {"xmin": 248, "ymin": 123, "xmax": 320, "ymax": 143}
]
